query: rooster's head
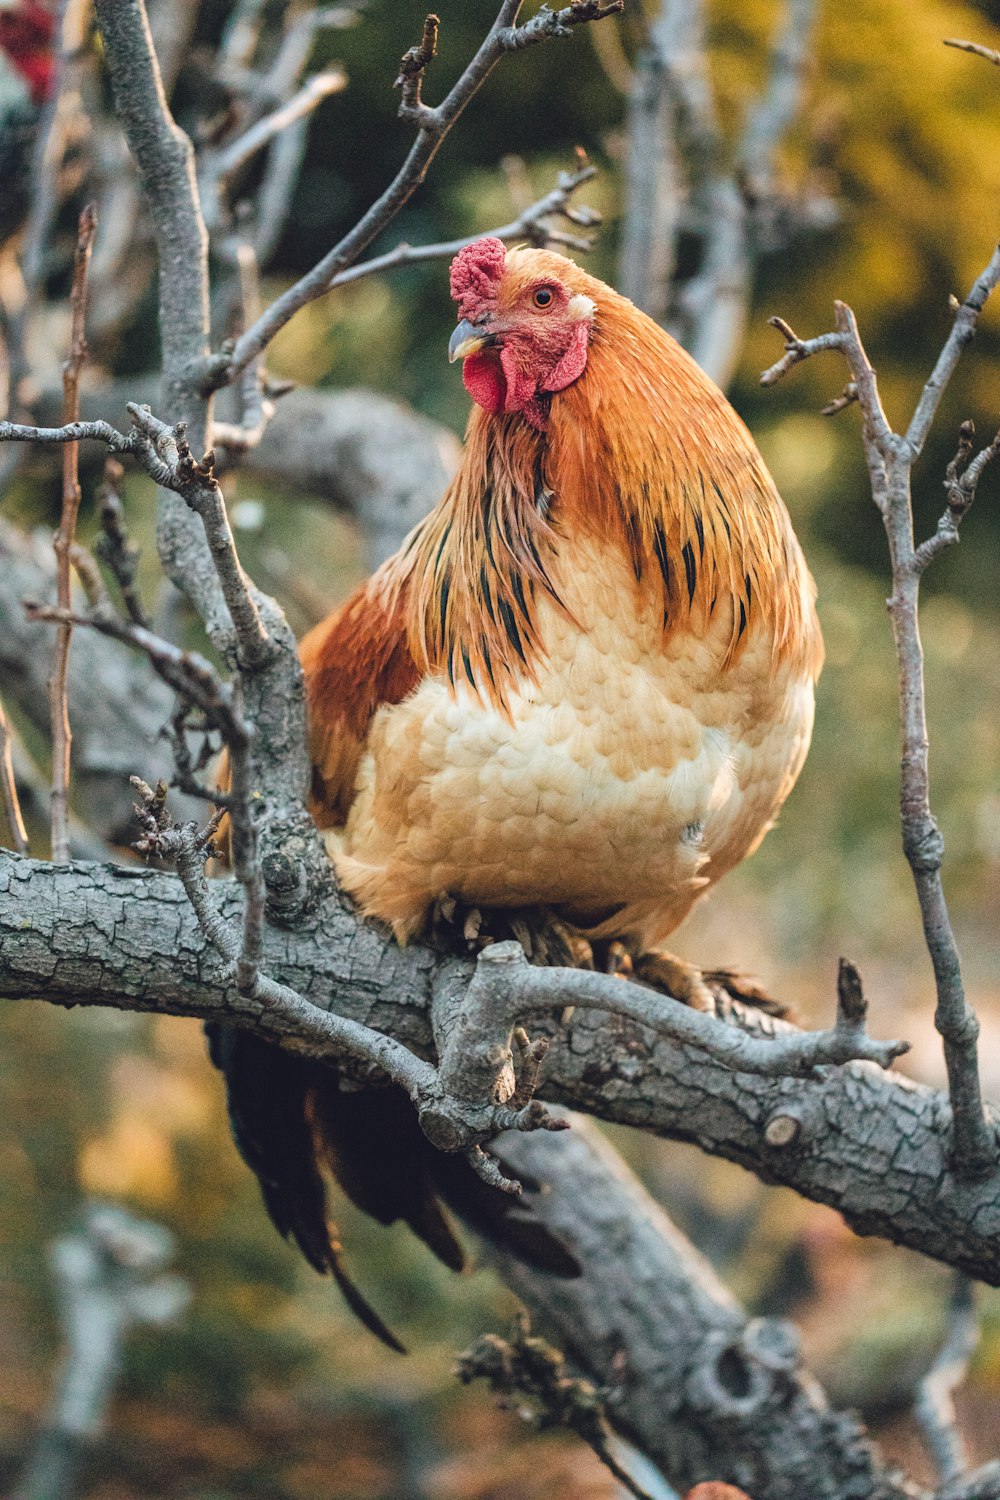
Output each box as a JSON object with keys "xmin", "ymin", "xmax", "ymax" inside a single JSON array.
[{"xmin": 448, "ymin": 237, "xmax": 595, "ymax": 431}]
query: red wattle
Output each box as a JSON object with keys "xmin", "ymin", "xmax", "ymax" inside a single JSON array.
[{"xmin": 462, "ymin": 350, "xmax": 506, "ymax": 414}]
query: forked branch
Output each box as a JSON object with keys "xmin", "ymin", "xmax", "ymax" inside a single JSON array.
[
  {"xmin": 220, "ymin": 1, "xmax": 622, "ymax": 384},
  {"xmin": 761, "ymin": 247, "xmax": 1000, "ymax": 1176}
]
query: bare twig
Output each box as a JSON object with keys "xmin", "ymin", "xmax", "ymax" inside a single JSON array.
[
  {"xmin": 200, "ymin": 67, "xmax": 348, "ymax": 236},
  {"xmin": 23, "ymin": 600, "xmax": 446, "ymax": 1112},
  {"xmin": 49, "ymin": 205, "xmax": 97, "ymax": 862},
  {"xmin": 123, "ymin": 778, "xmax": 445, "ymax": 1105},
  {"xmin": 326, "ymin": 159, "xmax": 601, "ymax": 291},
  {"xmin": 210, "ymin": 245, "xmax": 276, "ymax": 455},
  {"xmin": 1, "ymin": 404, "xmax": 275, "ymax": 672},
  {"xmin": 394, "ymin": 11, "xmax": 440, "ymax": 122},
  {"xmin": 906, "ymin": 246, "xmax": 1000, "ymax": 458},
  {"xmin": 944, "ymin": 38, "xmax": 1000, "ymax": 68},
  {"xmin": 94, "ymin": 460, "xmax": 150, "ymax": 627},
  {"xmin": 220, "ymin": 1, "xmax": 622, "ymax": 385},
  {"xmin": 28, "ymin": 598, "xmax": 269, "ymax": 990},
  {"xmin": 456, "ymin": 1314, "xmax": 656, "ymax": 1500},
  {"xmin": 421, "ymin": 941, "xmax": 909, "ymax": 1172},
  {"xmin": 0, "ymin": 698, "xmax": 29, "ymax": 854},
  {"xmin": 210, "ymin": 69, "xmax": 347, "ymax": 184},
  {"xmin": 761, "ymin": 254, "xmax": 1000, "ymax": 1176},
  {"xmin": 434, "ymin": 943, "xmax": 906, "ymax": 1117},
  {"xmin": 914, "ymin": 1274, "xmax": 979, "ymax": 1486},
  {"xmin": 820, "ymin": 380, "xmax": 858, "ymax": 417},
  {"xmin": 217, "ymin": 0, "xmax": 269, "ymax": 72},
  {"xmin": 913, "ymin": 420, "xmax": 1000, "ymax": 574}
]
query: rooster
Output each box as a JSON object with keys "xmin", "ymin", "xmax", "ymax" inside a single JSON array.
[{"xmin": 214, "ymin": 238, "xmax": 823, "ymax": 1346}]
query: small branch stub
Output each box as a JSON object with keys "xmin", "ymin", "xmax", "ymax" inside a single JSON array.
[
  {"xmin": 764, "ymin": 1112, "xmax": 802, "ymax": 1149},
  {"xmin": 395, "ymin": 11, "xmax": 440, "ymax": 123}
]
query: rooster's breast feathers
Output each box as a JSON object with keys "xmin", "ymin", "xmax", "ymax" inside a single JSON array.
[{"xmin": 302, "ymin": 248, "xmax": 822, "ymax": 946}]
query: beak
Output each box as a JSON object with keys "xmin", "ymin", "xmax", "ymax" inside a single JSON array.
[{"xmin": 448, "ymin": 319, "xmax": 492, "ymax": 363}]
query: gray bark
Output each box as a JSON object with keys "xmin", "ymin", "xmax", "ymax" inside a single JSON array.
[
  {"xmin": 4, "ymin": 851, "xmax": 1000, "ymax": 1294},
  {"xmin": 493, "ymin": 1125, "xmax": 906, "ymax": 1500},
  {"xmin": 0, "ymin": 516, "xmax": 201, "ymax": 840},
  {"xmin": 0, "ymin": 849, "xmax": 935, "ymax": 1499},
  {"xmin": 31, "ymin": 380, "xmax": 462, "ymax": 569}
]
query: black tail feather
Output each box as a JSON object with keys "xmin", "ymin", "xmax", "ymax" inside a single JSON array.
[
  {"xmin": 207, "ymin": 1025, "xmax": 580, "ymax": 1348},
  {"xmin": 206, "ymin": 1024, "xmax": 406, "ymax": 1353}
]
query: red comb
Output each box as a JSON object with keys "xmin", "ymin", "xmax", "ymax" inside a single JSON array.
[{"xmin": 449, "ymin": 237, "xmax": 506, "ymax": 320}]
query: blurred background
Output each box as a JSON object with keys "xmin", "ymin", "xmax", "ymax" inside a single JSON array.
[{"xmin": 2, "ymin": 0, "xmax": 1000, "ymax": 1494}]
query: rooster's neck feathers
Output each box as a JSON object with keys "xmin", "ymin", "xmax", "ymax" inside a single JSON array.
[
  {"xmin": 391, "ymin": 413, "xmax": 556, "ymax": 704},
  {"xmin": 382, "ymin": 263, "xmax": 820, "ymax": 712}
]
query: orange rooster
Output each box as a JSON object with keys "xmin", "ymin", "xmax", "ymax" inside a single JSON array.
[{"xmin": 213, "ymin": 238, "xmax": 823, "ymax": 1345}]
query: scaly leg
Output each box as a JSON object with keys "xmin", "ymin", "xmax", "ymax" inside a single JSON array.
[
  {"xmin": 634, "ymin": 951, "xmax": 789, "ymax": 1018},
  {"xmin": 428, "ymin": 895, "xmax": 593, "ymax": 969},
  {"xmin": 632, "ymin": 949, "xmax": 717, "ymax": 1013}
]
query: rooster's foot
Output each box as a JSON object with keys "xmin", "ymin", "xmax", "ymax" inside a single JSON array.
[
  {"xmin": 700, "ymin": 967, "xmax": 789, "ymax": 1019},
  {"xmin": 632, "ymin": 950, "xmax": 717, "ymax": 1013},
  {"xmin": 428, "ymin": 898, "xmax": 591, "ymax": 969},
  {"xmin": 592, "ymin": 940, "xmax": 632, "ymax": 978},
  {"xmin": 634, "ymin": 952, "xmax": 788, "ymax": 1019}
]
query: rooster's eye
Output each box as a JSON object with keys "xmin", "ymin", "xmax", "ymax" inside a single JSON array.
[{"xmin": 533, "ymin": 287, "xmax": 554, "ymax": 308}]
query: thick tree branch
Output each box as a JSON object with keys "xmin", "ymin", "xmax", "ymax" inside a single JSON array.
[
  {"xmin": 6, "ymin": 852, "xmax": 1000, "ymax": 1291},
  {"xmin": 90, "ymin": 0, "xmax": 228, "ymax": 643},
  {"xmin": 487, "ymin": 1123, "xmax": 911, "ymax": 1500}
]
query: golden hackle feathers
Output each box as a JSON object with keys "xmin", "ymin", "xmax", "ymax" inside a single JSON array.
[{"xmin": 377, "ymin": 247, "xmax": 821, "ymax": 716}]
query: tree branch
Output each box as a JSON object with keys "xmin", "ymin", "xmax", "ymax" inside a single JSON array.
[
  {"xmin": 208, "ymin": 69, "xmax": 348, "ymax": 186},
  {"xmin": 49, "ymin": 205, "xmax": 97, "ymax": 862},
  {"xmin": 220, "ymin": 1, "xmax": 621, "ymax": 385},
  {"xmin": 325, "ymin": 158, "xmax": 602, "ymax": 292},
  {"xmin": 456, "ymin": 1313, "xmax": 658, "ymax": 1500},
  {"xmin": 11, "ymin": 1204, "xmax": 190, "ymax": 1500},
  {"xmin": 943, "ymin": 38, "xmax": 1000, "ymax": 69},
  {"xmin": 905, "ymin": 246, "xmax": 1000, "ymax": 458},
  {"xmin": 762, "ymin": 256, "xmax": 1000, "ymax": 1177},
  {"xmin": 914, "ymin": 1274, "xmax": 979, "ymax": 1488},
  {"xmin": 0, "ymin": 516, "xmax": 202, "ymax": 841},
  {"xmin": 6, "ymin": 852, "xmax": 1000, "ymax": 1290},
  {"xmin": 486, "ymin": 1122, "xmax": 912, "ymax": 1499},
  {"xmin": 0, "ymin": 697, "xmax": 29, "ymax": 854}
]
